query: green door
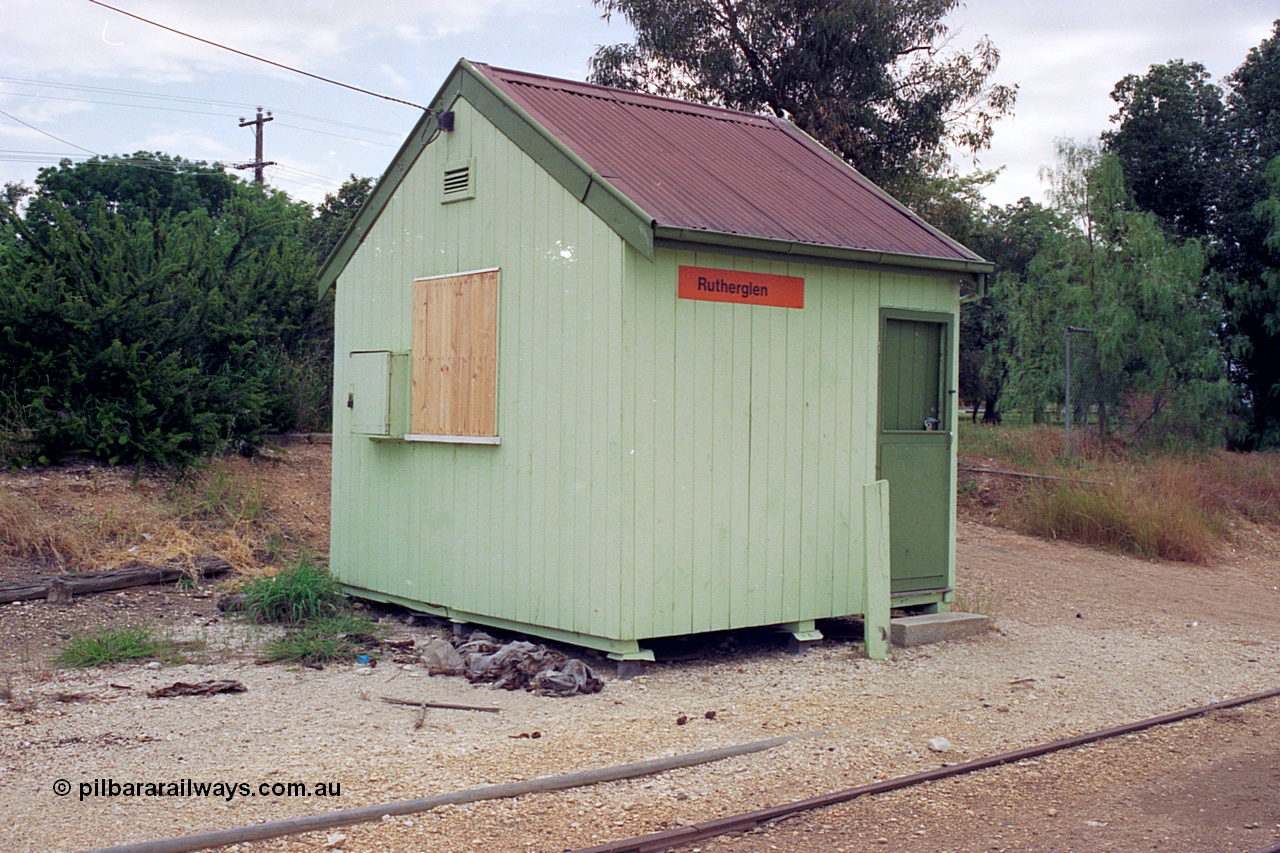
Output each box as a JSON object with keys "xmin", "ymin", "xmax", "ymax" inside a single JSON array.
[{"xmin": 877, "ymin": 314, "xmax": 951, "ymax": 594}]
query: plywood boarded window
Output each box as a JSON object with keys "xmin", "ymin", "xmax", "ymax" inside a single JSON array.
[{"xmin": 411, "ymin": 270, "xmax": 498, "ymax": 439}]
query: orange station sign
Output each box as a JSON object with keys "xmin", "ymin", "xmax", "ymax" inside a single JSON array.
[{"xmin": 677, "ymin": 265, "xmax": 804, "ymax": 309}]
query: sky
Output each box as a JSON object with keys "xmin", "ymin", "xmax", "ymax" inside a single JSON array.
[{"xmin": 1, "ymin": 1, "xmax": 1276, "ymax": 210}]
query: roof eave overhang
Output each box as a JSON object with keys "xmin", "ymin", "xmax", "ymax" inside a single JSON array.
[
  {"xmin": 458, "ymin": 61, "xmax": 656, "ymax": 261},
  {"xmin": 317, "ymin": 59, "xmax": 992, "ymax": 296},
  {"xmin": 315, "ymin": 71, "xmax": 459, "ymax": 297},
  {"xmin": 317, "ymin": 59, "xmax": 658, "ymax": 297},
  {"xmin": 652, "ymin": 225, "xmax": 995, "ymax": 281}
]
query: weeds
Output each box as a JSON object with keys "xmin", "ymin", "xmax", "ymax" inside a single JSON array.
[
  {"xmin": 235, "ymin": 558, "xmax": 382, "ymax": 664},
  {"xmin": 56, "ymin": 625, "xmax": 169, "ymax": 668},
  {"xmin": 171, "ymin": 458, "xmax": 267, "ymax": 526},
  {"xmin": 952, "ymin": 580, "xmax": 1002, "ymax": 629},
  {"xmin": 1011, "ymin": 479, "xmax": 1218, "ymax": 563},
  {"xmin": 240, "ymin": 557, "xmax": 345, "ymax": 624},
  {"xmin": 262, "ymin": 613, "xmax": 379, "ymax": 664},
  {"xmin": 0, "ymin": 492, "xmax": 92, "ymax": 569}
]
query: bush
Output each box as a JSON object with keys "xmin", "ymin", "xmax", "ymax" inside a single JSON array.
[
  {"xmin": 241, "ymin": 558, "xmax": 346, "ymax": 624},
  {"xmin": 0, "ymin": 184, "xmax": 330, "ymax": 466}
]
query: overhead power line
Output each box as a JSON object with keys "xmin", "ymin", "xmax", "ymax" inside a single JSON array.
[
  {"xmin": 0, "ymin": 75, "xmax": 405, "ymax": 136},
  {"xmin": 0, "ymin": 92, "xmax": 397, "ymax": 146},
  {"xmin": 0, "ymin": 107, "xmax": 98, "ymax": 155},
  {"xmin": 85, "ymin": 0, "xmax": 430, "ymax": 112}
]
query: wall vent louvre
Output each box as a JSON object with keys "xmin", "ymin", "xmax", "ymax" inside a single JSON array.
[{"xmin": 441, "ymin": 158, "xmax": 475, "ymax": 203}]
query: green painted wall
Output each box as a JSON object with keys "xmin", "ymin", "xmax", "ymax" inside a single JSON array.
[
  {"xmin": 616, "ymin": 250, "xmax": 959, "ymax": 640},
  {"xmin": 332, "ymin": 95, "xmax": 628, "ymax": 641},
  {"xmin": 331, "ymin": 92, "xmax": 959, "ymax": 651}
]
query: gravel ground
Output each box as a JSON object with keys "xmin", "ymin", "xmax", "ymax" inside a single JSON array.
[
  {"xmin": 696, "ymin": 697, "xmax": 1280, "ymax": 853},
  {"xmin": 3, "ymin": 486, "xmax": 1278, "ymax": 852}
]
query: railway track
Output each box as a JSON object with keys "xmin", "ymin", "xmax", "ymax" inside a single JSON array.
[{"xmin": 567, "ymin": 686, "xmax": 1280, "ymax": 853}]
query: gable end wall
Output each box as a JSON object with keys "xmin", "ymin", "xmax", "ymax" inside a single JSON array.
[{"xmin": 330, "ymin": 95, "xmax": 628, "ymax": 640}]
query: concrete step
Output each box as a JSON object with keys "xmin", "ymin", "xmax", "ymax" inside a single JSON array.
[{"xmin": 890, "ymin": 612, "xmax": 989, "ymax": 647}]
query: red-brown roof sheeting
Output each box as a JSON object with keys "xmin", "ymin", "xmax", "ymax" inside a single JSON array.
[{"xmin": 472, "ymin": 63, "xmax": 982, "ymax": 263}]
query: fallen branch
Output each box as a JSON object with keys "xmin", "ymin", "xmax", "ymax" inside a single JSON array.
[
  {"xmin": 0, "ymin": 556, "xmax": 232, "ymax": 604},
  {"xmin": 380, "ymin": 696, "xmax": 501, "ymax": 714},
  {"xmin": 148, "ymin": 680, "xmax": 246, "ymax": 699}
]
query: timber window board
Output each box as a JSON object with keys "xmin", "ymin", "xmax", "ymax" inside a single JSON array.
[
  {"xmin": 404, "ymin": 434, "xmax": 501, "ymax": 445},
  {"xmin": 411, "ymin": 269, "xmax": 499, "ymax": 438}
]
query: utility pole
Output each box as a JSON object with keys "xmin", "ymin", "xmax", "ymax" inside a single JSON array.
[{"xmin": 235, "ymin": 107, "xmax": 275, "ymax": 184}]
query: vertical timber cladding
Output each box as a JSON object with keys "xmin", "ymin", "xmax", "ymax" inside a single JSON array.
[
  {"xmin": 651, "ymin": 258, "xmax": 855, "ymax": 639},
  {"xmin": 411, "ymin": 270, "xmax": 499, "ymax": 437}
]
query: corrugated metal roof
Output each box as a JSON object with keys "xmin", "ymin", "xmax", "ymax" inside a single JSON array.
[{"xmin": 472, "ymin": 63, "xmax": 982, "ymax": 264}]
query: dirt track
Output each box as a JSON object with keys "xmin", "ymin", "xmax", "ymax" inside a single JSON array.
[{"xmin": 2, "ymin": 444, "xmax": 1278, "ymax": 852}]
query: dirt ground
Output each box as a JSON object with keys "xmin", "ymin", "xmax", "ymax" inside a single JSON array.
[{"xmin": 2, "ymin": 442, "xmax": 1278, "ymax": 853}]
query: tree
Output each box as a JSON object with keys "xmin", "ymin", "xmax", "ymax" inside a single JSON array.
[
  {"xmin": 27, "ymin": 152, "xmax": 239, "ymax": 226},
  {"xmin": 963, "ymin": 198, "xmax": 1071, "ymax": 424},
  {"xmin": 587, "ymin": 0, "xmax": 1016, "ymax": 193},
  {"xmin": 0, "ymin": 166, "xmax": 327, "ymax": 466},
  {"xmin": 1102, "ymin": 60, "xmax": 1227, "ymax": 240},
  {"xmin": 1001, "ymin": 143, "xmax": 1230, "ymax": 442},
  {"xmin": 1100, "ymin": 23, "xmax": 1280, "ymax": 446},
  {"xmin": 1218, "ymin": 23, "xmax": 1280, "ymax": 446},
  {"xmin": 1244, "ymin": 156, "xmax": 1280, "ymax": 446},
  {"xmin": 307, "ymin": 174, "xmax": 374, "ymax": 264}
]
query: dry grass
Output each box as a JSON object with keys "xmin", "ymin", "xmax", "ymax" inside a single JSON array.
[
  {"xmin": 961, "ymin": 424, "xmax": 1280, "ymax": 563},
  {"xmin": 1011, "ymin": 477, "xmax": 1219, "ymax": 564},
  {"xmin": 0, "ymin": 454, "xmax": 289, "ymax": 579},
  {"xmin": 1189, "ymin": 450, "xmax": 1280, "ymax": 526},
  {"xmin": 0, "ymin": 492, "xmax": 94, "ymax": 569}
]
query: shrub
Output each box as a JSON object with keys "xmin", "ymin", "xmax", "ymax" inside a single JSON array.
[
  {"xmin": 0, "ymin": 186, "xmax": 329, "ymax": 466},
  {"xmin": 241, "ymin": 558, "xmax": 345, "ymax": 624}
]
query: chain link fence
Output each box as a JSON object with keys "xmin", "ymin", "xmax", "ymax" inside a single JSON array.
[{"xmin": 1064, "ymin": 326, "xmax": 1106, "ymax": 456}]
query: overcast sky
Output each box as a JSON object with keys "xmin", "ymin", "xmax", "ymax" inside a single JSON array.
[{"xmin": 1, "ymin": 1, "xmax": 1276, "ymax": 210}]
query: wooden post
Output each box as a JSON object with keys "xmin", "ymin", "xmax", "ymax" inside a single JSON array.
[{"xmin": 861, "ymin": 480, "xmax": 891, "ymax": 659}]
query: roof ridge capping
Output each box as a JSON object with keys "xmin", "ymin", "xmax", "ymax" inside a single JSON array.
[{"xmin": 472, "ymin": 62, "xmax": 777, "ymax": 126}]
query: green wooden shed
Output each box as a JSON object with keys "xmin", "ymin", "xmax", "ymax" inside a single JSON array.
[{"xmin": 318, "ymin": 60, "xmax": 992, "ymax": 662}]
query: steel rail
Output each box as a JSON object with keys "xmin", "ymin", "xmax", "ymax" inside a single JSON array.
[{"xmin": 568, "ymin": 686, "xmax": 1280, "ymax": 853}]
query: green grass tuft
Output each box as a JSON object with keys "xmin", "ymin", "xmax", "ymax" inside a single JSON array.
[
  {"xmin": 56, "ymin": 625, "xmax": 166, "ymax": 668},
  {"xmin": 263, "ymin": 613, "xmax": 380, "ymax": 664},
  {"xmin": 241, "ymin": 557, "xmax": 345, "ymax": 624}
]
